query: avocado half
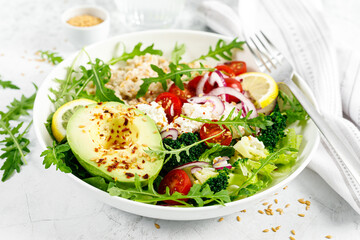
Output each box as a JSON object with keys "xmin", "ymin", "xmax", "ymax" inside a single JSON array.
[{"xmin": 66, "ymin": 102, "xmax": 164, "ymax": 185}]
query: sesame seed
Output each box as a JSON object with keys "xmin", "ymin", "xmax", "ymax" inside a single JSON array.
[
  {"xmin": 305, "ymin": 200, "xmax": 311, "ymax": 206},
  {"xmin": 298, "ymin": 213, "xmax": 305, "ymax": 217},
  {"xmin": 154, "ymin": 223, "xmax": 160, "ymax": 229},
  {"xmin": 218, "ymin": 217, "xmax": 224, "ymax": 222},
  {"xmin": 285, "ymin": 204, "xmax": 290, "ymax": 208},
  {"xmin": 298, "ymin": 198, "xmax": 305, "ymax": 204},
  {"xmin": 263, "ymin": 229, "xmax": 269, "ymax": 233},
  {"xmin": 290, "ymin": 237, "xmax": 296, "ymax": 240},
  {"xmin": 275, "ymin": 193, "xmax": 279, "ymax": 195},
  {"xmin": 283, "ymin": 186, "xmax": 288, "ymax": 190},
  {"xmin": 291, "ymin": 230, "xmax": 295, "ymax": 235},
  {"xmin": 306, "ymin": 205, "xmax": 310, "ymax": 211},
  {"xmin": 258, "ymin": 210, "xmax": 264, "ymax": 214},
  {"xmin": 268, "ymin": 204, "xmax": 273, "ymax": 209},
  {"xmin": 271, "ymin": 227, "xmax": 277, "ymax": 232},
  {"xmin": 325, "ymin": 235, "xmax": 332, "ymax": 239},
  {"xmin": 262, "ymin": 202, "xmax": 268, "ymax": 206},
  {"xmin": 274, "ymin": 199, "xmax": 278, "ymax": 204},
  {"xmin": 240, "ymin": 209, "xmax": 246, "ymax": 213},
  {"xmin": 236, "ymin": 216, "xmax": 241, "ymax": 222},
  {"xmin": 275, "ymin": 226, "xmax": 281, "ymax": 231}
]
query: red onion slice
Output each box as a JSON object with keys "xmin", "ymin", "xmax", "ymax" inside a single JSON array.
[
  {"xmin": 208, "ymin": 70, "xmax": 226, "ymax": 87},
  {"xmin": 174, "ymin": 161, "xmax": 210, "ymax": 170},
  {"xmin": 208, "ymin": 87, "xmax": 258, "ymax": 119},
  {"xmin": 214, "ymin": 164, "xmax": 232, "ymax": 170},
  {"xmin": 196, "ymin": 73, "xmax": 210, "ymax": 96},
  {"xmin": 188, "ymin": 96, "xmax": 225, "ymax": 116},
  {"xmin": 190, "ymin": 166, "xmax": 203, "ymax": 174},
  {"xmin": 160, "ymin": 128, "xmax": 178, "ymax": 140}
]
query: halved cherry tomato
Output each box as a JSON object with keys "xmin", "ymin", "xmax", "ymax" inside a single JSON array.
[
  {"xmin": 215, "ymin": 65, "xmax": 235, "ymax": 77},
  {"xmin": 158, "ymin": 169, "xmax": 192, "ymax": 205},
  {"xmin": 168, "ymin": 83, "xmax": 195, "ymax": 103},
  {"xmin": 188, "ymin": 75, "xmax": 214, "ymax": 94},
  {"xmin": 224, "ymin": 78, "xmax": 243, "ymax": 103},
  {"xmin": 199, "ymin": 122, "xmax": 232, "ymax": 146},
  {"xmin": 224, "ymin": 61, "xmax": 247, "ymax": 76},
  {"xmin": 155, "ymin": 92, "xmax": 183, "ymax": 123}
]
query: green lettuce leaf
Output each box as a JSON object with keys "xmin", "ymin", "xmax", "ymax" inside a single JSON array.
[{"xmin": 198, "ymin": 143, "xmax": 235, "ymax": 162}]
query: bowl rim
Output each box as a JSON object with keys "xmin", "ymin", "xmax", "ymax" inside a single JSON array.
[
  {"xmin": 61, "ymin": 5, "xmax": 110, "ymax": 31},
  {"xmin": 33, "ymin": 29, "xmax": 320, "ymax": 219}
]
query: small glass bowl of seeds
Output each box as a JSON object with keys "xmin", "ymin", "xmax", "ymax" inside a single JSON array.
[{"xmin": 62, "ymin": 6, "xmax": 110, "ymax": 48}]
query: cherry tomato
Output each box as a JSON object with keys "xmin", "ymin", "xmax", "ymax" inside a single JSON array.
[
  {"xmin": 188, "ymin": 75, "xmax": 214, "ymax": 94},
  {"xmin": 155, "ymin": 92, "xmax": 183, "ymax": 123},
  {"xmin": 224, "ymin": 61, "xmax": 247, "ymax": 76},
  {"xmin": 215, "ymin": 65, "xmax": 235, "ymax": 77},
  {"xmin": 158, "ymin": 169, "xmax": 192, "ymax": 205},
  {"xmin": 199, "ymin": 122, "xmax": 232, "ymax": 146},
  {"xmin": 168, "ymin": 83, "xmax": 195, "ymax": 103},
  {"xmin": 224, "ymin": 78, "xmax": 243, "ymax": 103}
]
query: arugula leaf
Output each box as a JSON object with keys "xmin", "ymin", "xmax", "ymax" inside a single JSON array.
[
  {"xmin": 108, "ymin": 42, "xmax": 163, "ymax": 65},
  {"xmin": 38, "ymin": 50, "xmax": 64, "ymax": 65},
  {"xmin": 40, "ymin": 141, "xmax": 72, "ymax": 173},
  {"xmin": 83, "ymin": 176, "xmax": 109, "ymax": 191},
  {"xmin": 192, "ymin": 38, "xmax": 245, "ymax": 62},
  {"xmin": 171, "ymin": 43, "xmax": 186, "ymax": 65},
  {"xmin": 182, "ymin": 108, "xmax": 273, "ymax": 137},
  {"xmin": 86, "ymin": 57, "xmax": 123, "ymax": 102},
  {"xmin": 278, "ymin": 90, "xmax": 309, "ymax": 124},
  {"xmin": 0, "ymin": 121, "xmax": 31, "ymax": 181},
  {"xmin": 136, "ymin": 63, "xmax": 213, "ymax": 98},
  {"xmin": 0, "ymin": 76, "xmax": 19, "ymax": 90},
  {"xmin": 107, "ymin": 175, "xmax": 231, "ymax": 206},
  {"xmin": 198, "ymin": 143, "xmax": 235, "ymax": 162},
  {"xmin": 146, "ymin": 130, "xmax": 225, "ymax": 164},
  {"xmin": 0, "ymin": 87, "xmax": 37, "ymax": 181}
]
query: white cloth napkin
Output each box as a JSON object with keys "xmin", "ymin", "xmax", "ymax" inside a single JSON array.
[{"xmin": 199, "ymin": 0, "xmax": 360, "ymax": 214}]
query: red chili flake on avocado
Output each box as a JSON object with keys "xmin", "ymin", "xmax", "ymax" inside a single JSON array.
[
  {"xmin": 143, "ymin": 174, "xmax": 149, "ymax": 179},
  {"xmin": 125, "ymin": 172, "xmax": 135, "ymax": 178},
  {"xmin": 97, "ymin": 102, "xmax": 103, "ymax": 105},
  {"xmin": 94, "ymin": 148, "xmax": 99, "ymax": 152},
  {"xmin": 124, "ymin": 118, "xmax": 129, "ymax": 126},
  {"xmin": 122, "ymin": 128, "xmax": 130, "ymax": 132}
]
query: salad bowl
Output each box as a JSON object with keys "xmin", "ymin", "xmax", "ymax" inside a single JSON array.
[{"xmin": 33, "ymin": 29, "xmax": 320, "ymax": 220}]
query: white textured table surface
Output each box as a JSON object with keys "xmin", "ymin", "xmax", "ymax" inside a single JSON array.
[{"xmin": 1, "ymin": 0, "xmax": 360, "ymax": 239}]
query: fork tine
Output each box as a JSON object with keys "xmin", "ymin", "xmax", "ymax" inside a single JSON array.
[
  {"xmin": 250, "ymin": 35, "xmax": 277, "ymax": 71},
  {"xmin": 255, "ymin": 33, "xmax": 281, "ymax": 66},
  {"xmin": 246, "ymin": 40, "xmax": 270, "ymax": 72}
]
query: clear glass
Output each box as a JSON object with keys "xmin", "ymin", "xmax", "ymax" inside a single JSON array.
[{"xmin": 114, "ymin": 0, "xmax": 186, "ymax": 30}]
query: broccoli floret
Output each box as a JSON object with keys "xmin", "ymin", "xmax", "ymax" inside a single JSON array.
[
  {"xmin": 203, "ymin": 169, "xmax": 230, "ymax": 193},
  {"xmin": 257, "ymin": 105, "xmax": 287, "ymax": 152},
  {"xmin": 161, "ymin": 133, "xmax": 207, "ymax": 174}
]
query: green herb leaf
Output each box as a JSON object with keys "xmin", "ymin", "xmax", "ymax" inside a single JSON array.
[
  {"xmin": 107, "ymin": 175, "xmax": 231, "ymax": 207},
  {"xmin": 278, "ymin": 90, "xmax": 309, "ymax": 124},
  {"xmin": 146, "ymin": 130, "xmax": 225, "ymax": 164},
  {"xmin": 136, "ymin": 63, "xmax": 213, "ymax": 98},
  {"xmin": 171, "ymin": 43, "xmax": 186, "ymax": 65},
  {"xmin": 192, "ymin": 38, "xmax": 245, "ymax": 62},
  {"xmin": 109, "ymin": 42, "xmax": 163, "ymax": 65},
  {"xmin": 198, "ymin": 143, "xmax": 235, "ymax": 162},
  {"xmin": 83, "ymin": 176, "xmax": 109, "ymax": 191},
  {"xmin": 40, "ymin": 141, "xmax": 72, "ymax": 173},
  {"xmin": 38, "ymin": 50, "xmax": 64, "ymax": 65},
  {"xmin": 0, "ymin": 76, "xmax": 19, "ymax": 90},
  {"xmin": 182, "ymin": 108, "xmax": 273, "ymax": 137},
  {"xmin": 0, "ymin": 121, "xmax": 31, "ymax": 181}
]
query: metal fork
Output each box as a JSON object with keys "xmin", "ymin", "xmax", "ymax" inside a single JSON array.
[{"xmin": 246, "ymin": 31, "xmax": 360, "ymax": 205}]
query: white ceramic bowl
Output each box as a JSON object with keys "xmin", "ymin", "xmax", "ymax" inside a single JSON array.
[
  {"xmin": 33, "ymin": 30, "xmax": 320, "ymax": 220},
  {"xmin": 61, "ymin": 5, "xmax": 110, "ymax": 48}
]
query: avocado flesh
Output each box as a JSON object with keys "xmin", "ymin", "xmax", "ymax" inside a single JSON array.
[{"xmin": 66, "ymin": 102, "xmax": 164, "ymax": 185}]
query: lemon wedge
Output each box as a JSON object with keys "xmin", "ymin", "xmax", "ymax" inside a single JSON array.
[
  {"xmin": 51, "ymin": 99, "xmax": 96, "ymax": 142},
  {"xmin": 239, "ymin": 72, "xmax": 278, "ymax": 109}
]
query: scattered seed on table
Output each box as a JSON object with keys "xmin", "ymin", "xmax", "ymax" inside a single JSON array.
[
  {"xmin": 240, "ymin": 209, "xmax": 246, "ymax": 213},
  {"xmin": 285, "ymin": 204, "xmax": 291, "ymax": 208},
  {"xmin": 298, "ymin": 213, "xmax": 305, "ymax": 217},
  {"xmin": 258, "ymin": 210, "xmax": 264, "ymax": 214},
  {"xmin": 263, "ymin": 202, "xmax": 269, "ymax": 206},
  {"xmin": 218, "ymin": 217, "xmax": 224, "ymax": 222},
  {"xmin": 274, "ymin": 199, "xmax": 279, "ymax": 204},
  {"xmin": 306, "ymin": 205, "xmax": 310, "ymax": 211},
  {"xmin": 263, "ymin": 229, "xmax": 269, "ymax": 233},
  {"xmin": 268, "ymin": 204, "xmax": 273, "ymax": 209},
  {"xmin": 154, "ymin": 223, "xmax": 160, "ymax": 229},
  {"xmin": 283, "ymin": 186, "xmax": 288, "ymax": 190},
  {"xmin": 305, "ymin": 200, "xmax": 311, "ymax": 206},
  {"xmin": 272, "ymin": 227, "xmax": 277, "ymax": 232},
  {"xmin": 298, "ymin": 198, "xmax": 305, "ymax": 204},
  {"xmin": 236, "ymin": 216, "xmax": 241, "ymax": 222},
  {"xmin": 291, "ymin": 230, "xmax": 296, "ymax": 235},
  {"xmin": 325, "ymin": 236, "xmax": 332, "ymax": 239},
  {"xmin": 275, "ymin": 226, "xmax": 281, "ymax": 230},
  {"xmin": 290, "ymin": 236, "xmax": 296, "ymax": 240}
]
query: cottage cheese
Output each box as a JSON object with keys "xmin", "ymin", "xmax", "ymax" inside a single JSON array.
[{"xmin": 136, "ymin": 102, "xmax": 168, "ymax": 131}]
